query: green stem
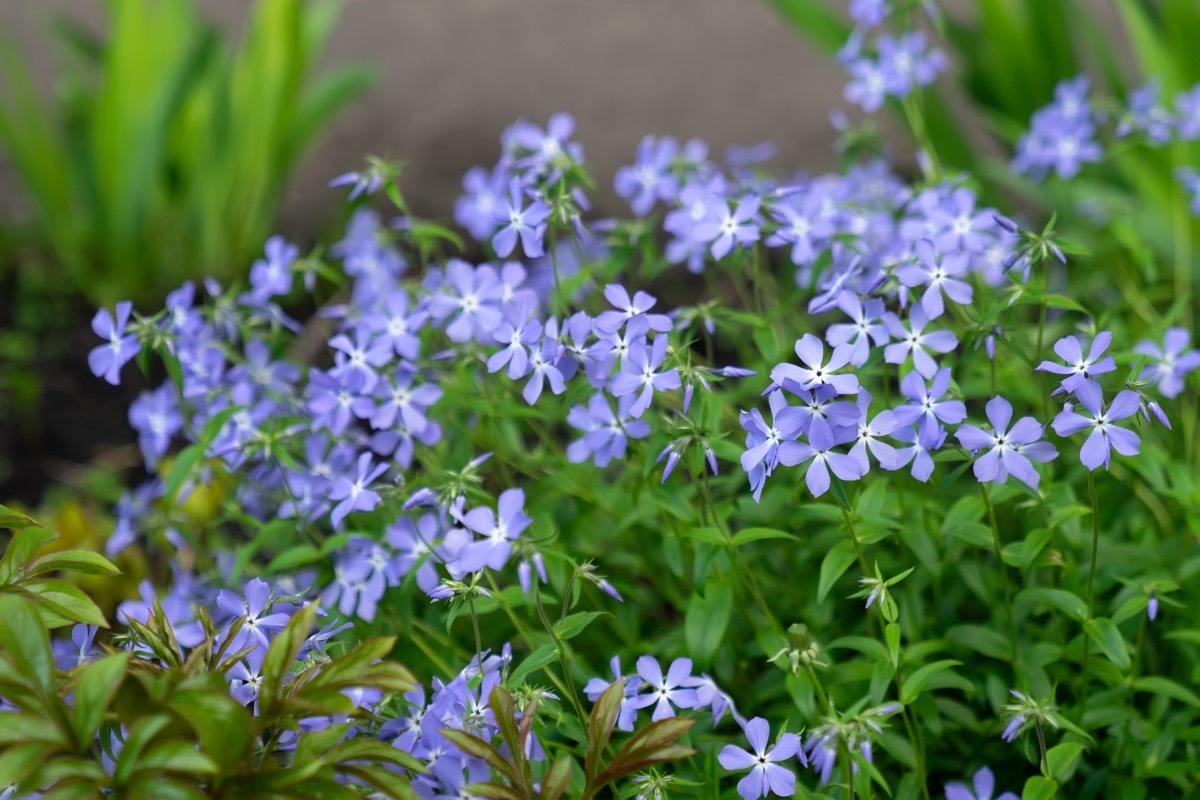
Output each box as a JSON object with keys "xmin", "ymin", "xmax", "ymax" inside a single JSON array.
[
  {"xmin": 699, "ymin": 470, "xmax": 785, "ymax": 638},
  {"xmin": 467, "ymin": 594, "xmax": 485, "ymax": 677},
  {"xmin": 1081, "ymin": 472, "xmax": 1101, "ymax": 680},
  {"xmin": 1035, "ymin": 719, "xmax": 1050, "ymax": 778},
  {"xmin": 980, "ymin": 483, "xmax": 1018, "ymax": 658},
  {"xmin": 901, "ymin": 91, "xmax": 942, "ymax": 181},
  {"xmin": 534, "ymin": 584, "xmax": 588, "ymax": 723}
]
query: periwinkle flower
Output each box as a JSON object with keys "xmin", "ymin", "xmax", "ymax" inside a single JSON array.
[
  {"xmin": 693, "ymin": 196, "xmax": 761, "ymax": 260},
  {"xmin": 456, "ymin": 166, "xmax": 508, "ymax": 241},
  {"xmin": 848, "ymin": 390, "xmax": 901, "ymax": 472},
  {"xmin": 615, "ymin": 135, "xmax": 680, "ymax": 215},
  {"xmin": 363, "ymin": 289, "xmax": 426, "ymax": 361},
  {"xmin": 825, "ymin": 294, "xmax": 888, "ymax": 368},
  {"xmin": 890, "ymin": 422, "xmax": 944, "ymax": 482},
  {"xmin": 492, "ymin": 179, "xmax": 550, "ymax": 259},
  {"xmin": 632, "ymin": 656, "xmax": 701, "ymax": 721},
  {"xmin": 945, "ymin": 766, "xmax": 1018, "ymax": 800},
  {"xmin": 522, "ymin": 337, "xmax": 567, "ymax": 405},
  {"xmin": 1134, "ymin": 327, "xmax": 1200, "ymax": 399},
  {"xmin": 768, "ymin": 193, "xmax": 836, "ymax": 266},
  {"xmin": 88, "ymin": 301, "xmax": 139, "ymax": 385},
  {"xmin": 1051, "ymin": 382, "xmax": 1141, "ymax": 471},
  {"xmin": 739, "ymin": 390, "xmax": 805, "ymax": 479},
  {"xmin": 427, "ymin": 260, "xmax": 504, "ymax": 344},
  {"xmin": 956, "ymin": 396, "xmax": 1057, "ymax": 489},
  {"xmin": 717, "ymin": 717, "xmax": 803, "ymax": 799},
  {"xmin": 610, "ymin": 334, "xmax": 681, "ymax": 418},
  {"xmin": 596, "ymin": 284, "xmax": 673, "ymax": 335},
  {"xmin": 217, "ymin": 578, "xmax": 291, "ymax": 651},
  {"xmin": 1036, "ymin": 332, "xmax": 1116, "ymax": 395},
  {"xmin": 128, "ymin": 384, "xmax": 182, "ymax": 469},
  {"xmin": 895, "ymin": 239, "xmax": 974, "ymax": 319},
  {"xmin": 567, "ymin": 393, "xmax": 651, "ymax": 467},
  {"xmin": 1116, "ymin": 81, "xmax": 1176, "ymax": 144},
  {"xmin": 778, "ymin": 416, "xmax": 864, "ymax": 497},
  {"xmin": 770, "ymin": 334, "xmax": 860, "ymax": 395},
  {"xmin": 876, "ymin": 31, "xmax": 946, "ymax": 97},
  {"xmin": 882, "ymin": 304, "xmax": 958, "ymax": 378},
  {"xmin": 892, "ymin": 367, "xmax": 966, "ymax": 438},
  {"xmin": 844, "ymin": 56, "xmax": 888, "ymax": 113},
  {"xmin": 329, "ymin": 326, "xmax": 392, "ymax": 394},
  {"xmin": 584, "ymin": 656, "xmax": 643, "ymax": 731},
  {"xmin": 488, "ymin": 314, "xmax": 543, "ymax": 379},
  {"xmin": 1147, "ymin": 592, "xmax": 1159, "ymax": 621},
  {"xmin": 455, "ymin": 489, "xmax": 532, "ymax": 573},
  {"xmin": 329, "ymin": 452, "xmax": 388, "ymax": 527},
  {"xmin": 248, "ymin": 235, "xmax": 298, "ymax": 303}
]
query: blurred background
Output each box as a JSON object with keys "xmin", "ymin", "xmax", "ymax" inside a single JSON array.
[{"xmin": 0, "ymin": 0, "xmax": 1184, "ymax": 547}]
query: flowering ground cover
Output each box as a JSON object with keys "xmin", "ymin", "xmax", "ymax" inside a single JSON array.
[{"xmin": 2, "ymin": 3, "xmax": 1200, "ymax": 799}]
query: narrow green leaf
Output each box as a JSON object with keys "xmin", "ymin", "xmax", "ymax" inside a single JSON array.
[
  {"xmin": 1132, "ymin": 676, "xmax": 1200, "ymax": 708},
  {"xmin": 71, "ymin": 651, "xmax": 129, "ymax": 749},
  {"xmin": 731, "ymin": 527, "xmax": 796, "ymax": 546},
  {"xmin": 900, "ymin": 660, "xmax": 961, "ymax": 704}
]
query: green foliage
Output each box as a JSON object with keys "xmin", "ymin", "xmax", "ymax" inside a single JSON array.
[
  {"xmin": 0, "ymin": 510, "xmax": 420, "ymax": 798},
  {"xmin": 0, "ymin": 0, "xmax": 372, "ymax": 305}
]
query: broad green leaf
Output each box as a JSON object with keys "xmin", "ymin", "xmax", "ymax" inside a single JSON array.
[
  {"xmin": 508, "ymin": 643, "xmax": 557, "ymax": 688},
  {"xmin": 685, "ymin": 579, "xmax": 733, "ymax": 666},
  {"xmin": 1022, "ymin": 776, "xmax": 1057, "ymax": 800},
  {"xmin": 1015, "ymin": 588, "xmax": 1088, "ymax": 623},
  {"xmin": 900, "ymin": 660, "xmax": 961, "ymax": 704},
  {"xmin": 1045, "ymin": 742, "xmax": 1085, "ymax": 781},
  {"xmin": 0, "ymin": 594, "xmax": 55, "ymax": 695},
  {"xmin": 23, "ymin": 550, "xmax": 121, "ymax": 579},
  {"xmin": 71, "ymin": 652, "xmax": 129, "ymax": 749},
  {"xmin": 1084, "ymin": 618, "xmax": 1130, "ymax": 671},
  {"xmin": 0, "ymin": 528, "xmax": 58, "ymax": 583},
  {"xmin": 555, "ymin": 611, "xmax": 609, "ymax": 642},
  {"xmin": 817, "ymin": 539, "xmax": 858, "ymax": 603}
]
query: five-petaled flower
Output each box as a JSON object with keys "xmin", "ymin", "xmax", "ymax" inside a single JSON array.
[{"xmin": 717, "ymin": 717, "xmax": 804, "ymax": 800}]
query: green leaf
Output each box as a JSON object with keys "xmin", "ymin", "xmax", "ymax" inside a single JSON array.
[
  {"xmin": 685, "ymin": 579, "xmax": 733, "ymax": 666},
  {"xmin": 1084, "ymin": 618, "xmax": 1130, "ymax": 671},
  {"xmin": 681, "ymin": 527, "xmax": 727, "ymax": 547},
  {"xmin": 763, "ymin": 0, "xmax": 851, "ymax": 53},
  {"xmin": 1015, "ymin": 588, "xmax": 1088, "ymax": 623},
  {"xmin": 586, "ymin": 680, "xmax": 624, "ymax": 782},
  {"xmin": 731, "ymin": 527, "xmax": 796, "ymax": 546},
  {"xmin": 0, "ymin": 503, "xmax": 42, "ymax": 532},
  {"xmin": 168, "ymin": 687, "xmax": 254, "ymax": 774},
  {"xmin": 71, "ymin": 651, "xmax": 129, "ymax": 749},
  {"xmin": 0, "ymin": 527, "xmax": 57, "ymax": 582},
  {"xmin": 946, "ymin": 624, "xmax": 1012, "ymax": 662},
  {"xmin": 555, "ymin": 611, "xmax": 609, "ymax": 642},
  {"xmin": 138, "ymin": 741, "xmax": 218, "ymax": 774},
  {"xmin": 23, "ymin": 550, "xmax": 121, "ymax": 578},
  {"xmin": 1045, "ymin": 742, "xmax": 1085, "ymax": 781},
  {"xmin": 539, "ymin": 756, "xmax": 573, "ymax": 800},
  {"xmin": 261, "ymin": 602, "xmax": 318, "ymax": 705},
  {"xmin": 20, "ymin": 580, "xmax": 108, "ymax": 628},
  {"xmin": 1132, "ymin": 676, "xmax": 1200, "ymax": 708},
  {"xmin": 0, "ymin": 594, "xmax": 55, "ymax": 694},
  {"xmin": 817, "ymin": 539, "xmax": 858, "ymax": 603},
  {"xmin": 884, "ymin": 623, "xmax": 901, "ymax": 669},
  {"xmin": 900, "ymin": 660, "xmax": 961, "ymax": 704},
  {"xmin": 163, "ymin": 443, "xmax": 205, "ymax": 508},
  {"xmin": 508, "ymin": 643, "xmax": 557, "ymax": 688},
  {"xmin": 1021, "ymin": 775, "xmax": 1057, "ymax": 800}
]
